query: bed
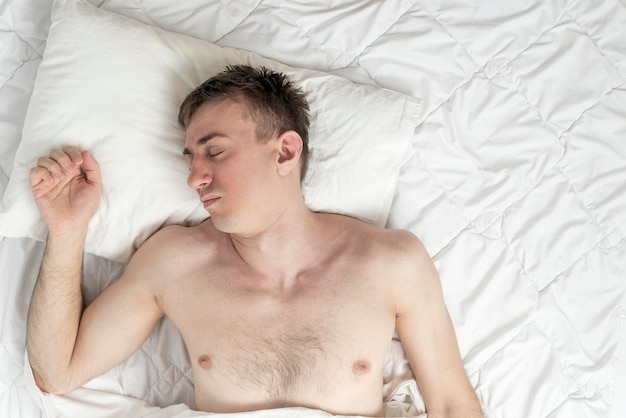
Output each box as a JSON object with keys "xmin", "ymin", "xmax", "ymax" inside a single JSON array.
[{"xmin": 1, "ymin": 0, "xmax": 625, "ymax": 417}]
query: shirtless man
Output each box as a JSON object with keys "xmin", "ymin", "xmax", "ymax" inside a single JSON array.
[{"xmin": 26, "ymin": 65, "xmax": 483, "ymax": 417}]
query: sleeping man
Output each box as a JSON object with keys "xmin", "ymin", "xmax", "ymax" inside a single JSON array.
[{"xmin": 27, "ymin": 65, "xmax": 483, "ymax": 418}]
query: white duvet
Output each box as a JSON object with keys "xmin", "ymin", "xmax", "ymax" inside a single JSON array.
[{"xmin": 2, "ymin": 1, "xmax": 626, "ymax": 418}]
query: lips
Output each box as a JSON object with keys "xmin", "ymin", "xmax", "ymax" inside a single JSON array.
[{"xmin": 201, "ymin": 195, "xmax": 220, "ymax": 208}]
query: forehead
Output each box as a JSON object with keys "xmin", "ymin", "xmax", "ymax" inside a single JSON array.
[
  {"xmin": 184, "ymin": 98, "xmax": 253, "ymax": 146},
  {"xmin": 188, "ymin": 98, "xmax": 247, "ymax": 132}
]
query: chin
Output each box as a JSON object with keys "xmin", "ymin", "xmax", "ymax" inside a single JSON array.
[
  {"xmin": 212, "ymin": 217, "xmax": 266, "ymax": 238},
  {"xmin": 209, "ymin": 215, "xmax": 242, "ymax": 234}
]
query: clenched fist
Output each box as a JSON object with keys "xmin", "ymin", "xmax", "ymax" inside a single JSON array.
[{"xmin": 30, "ymin": 146, "xmax": 102, "ymax": 235}]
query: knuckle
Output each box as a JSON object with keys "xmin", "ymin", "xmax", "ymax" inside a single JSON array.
[
  {"xmin": 62, "ymin": 145, "xmax": 80, "ymax": 159},
  {"xmin": 62, "ymin": 145, "xmax": 79, "ymax": 153}
]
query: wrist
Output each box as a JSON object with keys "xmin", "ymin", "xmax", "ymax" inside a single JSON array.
[
  {"xmin": 47, "ymin": 226, "xmax": 89, "ymax": 247},
  {"xmin": 41, "ymin": 227, "xmax": 88, "ymax": 279}
]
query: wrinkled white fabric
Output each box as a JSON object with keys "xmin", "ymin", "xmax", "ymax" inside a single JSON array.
[
  {"xmin": 1, "ymin": 0, "xmax": 625, "ymax": 417},
  {"xmin": 0, "ymin": 0, "xmax": 420, "ymax": 263}
]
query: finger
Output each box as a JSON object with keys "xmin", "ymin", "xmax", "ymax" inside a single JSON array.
[
  {"xmin": 29, "ymin": 166, "xmax": 55, "ymax": 186},
  {"xmin": 37, "ymin": 156, "xmax": 66, "ymax": 180},
  {"xmin": 81, "ymin": 151, "xmax": 102, "ymax": 186},
  {"xmin": 49, "ymin": 148, "xmax": 76, "ymax": 175},
  {"xmin": 62, "ymin": 146, "xmax": 84, "ymax": 166}
]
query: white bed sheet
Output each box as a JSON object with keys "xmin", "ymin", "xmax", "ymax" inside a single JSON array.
[{"xmin": 2, "ymin": 0, "xmax": 626, "ymax": 417}]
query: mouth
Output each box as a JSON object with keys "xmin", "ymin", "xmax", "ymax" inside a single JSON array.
[{"xmin": 201, "ymin": 196, "xmax": 220, "ymax": 209}]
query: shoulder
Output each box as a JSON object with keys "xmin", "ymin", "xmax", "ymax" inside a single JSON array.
[
  {"xmin": 125, "ymin": 219, "xmax": 221, "ymax": 278},
  {"xmin": 325, "ymin": 214, "xmax": 432, "ymax": 273},
  {"xmin": 138, "ymin": 219, "xmax": 219, "ymax": 255},
  {"xmin": 334, "ymin": 216, "xmax": 427, "ymax": 262},
  {"xmin": 373, "ymin": 229, "xmax": 434, "ymax": 282},
  {"xmin": 385, "ymin": 229, "xmax": 432, "ymax": 267},
  {"xmin": 339, "ymin": 222, "xmax": 439, "ymax": 307},
  {"xmin": 377, "ymin": 231, "xmax": 441, "ymax": 316}
]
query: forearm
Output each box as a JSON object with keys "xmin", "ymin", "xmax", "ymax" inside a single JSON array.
[
  {"xmin": 427, "ymin": 400, "xmax": 484, "ymax": 418},
  {"xmin": 427, "ymin": 409, "xmax": 483, "ymax": 418},
  {"xmin": 26, "ymin": 228, "xmax": 87, "ymax": 393}
]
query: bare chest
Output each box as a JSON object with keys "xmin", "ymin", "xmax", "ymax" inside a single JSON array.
[{"xmin": 161, "ymin": 269, "xmax": 395, "ymax": 413}]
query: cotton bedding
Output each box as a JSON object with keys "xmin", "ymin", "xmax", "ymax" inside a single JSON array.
[{"xmin": 1, "ymin": 1, "xmax": 625, "ymax": 418}]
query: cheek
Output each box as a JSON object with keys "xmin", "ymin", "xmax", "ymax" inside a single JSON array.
[
  {"xmin": 216, "ymin": 161, "xmax": 258, "ymax": 199},
  {"xmin": 217, "ymin": 151, "xmax": 276, "ymax": 197},
  {"xmin": 234, "ymin": 155, "xmax": 272, "ymax": 182}
]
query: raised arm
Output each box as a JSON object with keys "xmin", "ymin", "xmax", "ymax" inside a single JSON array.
[
  {"xmin": 27, "ymin": 147, "xmax": 164, "ymax": 394},
  {"xmin": 392, "ymin": 232, "xmax": 483, "ymax": 418}
]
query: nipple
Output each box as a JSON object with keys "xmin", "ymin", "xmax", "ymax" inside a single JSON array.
[
  {"xmin": 352, "ymin": 359, "xmax": 371, "ymax": 376},
  {"xmin": 198, "ymin": 354, "xmax": 212, "ymax": 370}
]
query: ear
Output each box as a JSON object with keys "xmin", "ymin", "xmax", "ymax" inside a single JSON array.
[{"xmin": 275, "ymin": 130, "xmax": 303, "ymax": 177}]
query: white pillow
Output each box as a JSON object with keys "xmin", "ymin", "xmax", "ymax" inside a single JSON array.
[{"xmin": 0, "ymin": 0, "xmax": 420, "ymax": 263}]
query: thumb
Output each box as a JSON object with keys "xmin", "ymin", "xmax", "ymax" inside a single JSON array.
[{"xmin": 81, "ymin": 150, "xmax": 102, "ymax": 186}]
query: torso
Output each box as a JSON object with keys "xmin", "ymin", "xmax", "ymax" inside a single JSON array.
[{"xmin": 152, "ymin": 215, "xmax": 398, "ymax": 416}]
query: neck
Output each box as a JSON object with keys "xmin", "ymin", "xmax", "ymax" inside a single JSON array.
[{"xmin": 229, "ymin": 198, "xmax": 326, "ymax": 283}]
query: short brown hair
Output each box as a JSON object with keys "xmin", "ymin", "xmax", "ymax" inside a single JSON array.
[{"xmin": 178, "ymin": 65, "xmax": 311, "ymax": 179}]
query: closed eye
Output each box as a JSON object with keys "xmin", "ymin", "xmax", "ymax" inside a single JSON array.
[{"xmin": 207, "ymin": 149, "xmax": 224, "ymax": 159}]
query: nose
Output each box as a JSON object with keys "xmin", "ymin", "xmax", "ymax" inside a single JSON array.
[{"xmin": 186, "ymin": 157, "xmax": 212, "ymax": 190}]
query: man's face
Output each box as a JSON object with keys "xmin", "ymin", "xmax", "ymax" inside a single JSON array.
[{"xmin": 183, "ymin": 98, "xmax": 280, "ymax": 235}]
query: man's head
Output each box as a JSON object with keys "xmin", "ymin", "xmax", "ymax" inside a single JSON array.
[{"xmin": 178, "ymin": 65, "xmax": 311, "ymax": 180}]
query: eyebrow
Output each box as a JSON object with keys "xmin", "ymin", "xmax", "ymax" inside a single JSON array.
[{"xmin": 182, "ymin": 133, "xmax": 226, "ymax": 156}]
